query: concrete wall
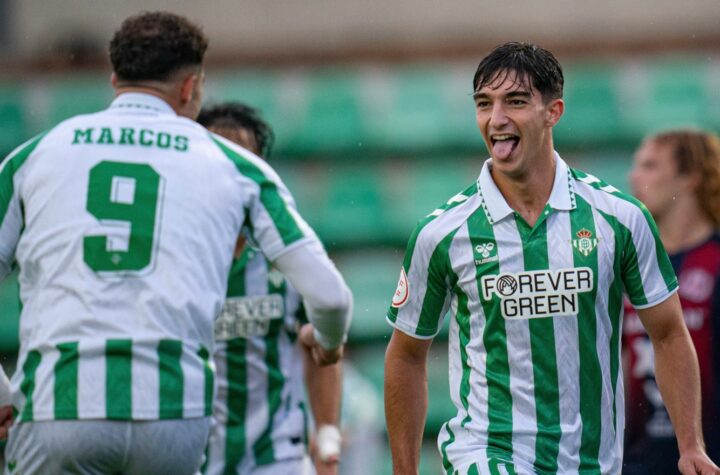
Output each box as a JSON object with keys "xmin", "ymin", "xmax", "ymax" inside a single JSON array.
[{"xmin": 7, "ymin": 0, "xmax": 720, "ymax": 58}]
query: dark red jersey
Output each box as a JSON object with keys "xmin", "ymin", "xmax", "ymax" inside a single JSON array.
[{"xmin": 623, "ymin": 234, "xmax": 720, "ymax": 464}]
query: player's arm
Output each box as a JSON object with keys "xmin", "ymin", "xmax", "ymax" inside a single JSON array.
[
  {"xmin": 301, "ymin": 337, "xmax": 343, "ymax": 475},
  {"xmin": 637, "ymin": 294, "xmax": 720, "ymax": 474},
  {"xmin": 274, "ymin": 242, "xmax": 352, "ymax": 364},
  {"xmin": 384, "ymin": 329, "xmax": 432, "ymax": 475}
]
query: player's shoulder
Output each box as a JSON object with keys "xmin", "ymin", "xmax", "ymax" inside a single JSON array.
[
  {"xmin": 409, "ymin": 182, "xmax": 479, "ymax": 246},
  {"xmin": 206, "ymin": 131, "xmax": 280, "ymax": 181},
  {"xmin": 569, "ymin": 167, "xmax": 648, "ymax": 219}
]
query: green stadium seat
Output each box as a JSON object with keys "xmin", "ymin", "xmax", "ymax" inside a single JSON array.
[
  {"xmin": 0, "ymin": 85, "xmax": 28, "ymax": 156},
  {"xmin": 314, "ymin": 166, "xmax": 385, "ymax": 244},
  {"xmin": 555, "ymin": 65, "xmax": 624, "ymax": 146},
  {"xmin": 287, "ymin": 71, "xmax": 364, "ymax": 154},
  {"xmin": 46, "ymin": 76, "xmax": 113, "ymax": 125},
  {"xmin": 621, "ymin": 59, "xmax": 707, "ymax": 136}
]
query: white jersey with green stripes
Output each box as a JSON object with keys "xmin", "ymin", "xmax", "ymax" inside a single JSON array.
[
  {"xmin": 204, "ymin": 247, "xmax": 309, "ymax": 474},
  {"xmin": 387, "ymin": 155, "xmax": 677, "ymax": 475},
  {"xmin": 0, "ymin": 93, "xmax": 317, "ymax": 423}
]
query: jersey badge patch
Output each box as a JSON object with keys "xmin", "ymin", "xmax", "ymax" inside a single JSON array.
[
  {"xmin": 391, "ymin": 268, "xmax": 410, "ymax": 308},
  {"xmin": 572, "ymin": 228, "xmax": 598, "ymax": 256}
]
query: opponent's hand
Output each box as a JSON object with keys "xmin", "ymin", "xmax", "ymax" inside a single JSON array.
[
  {"xmin": 678, "ymin": 448, "xmax": 720, "ymax": 475},
  {"xmin": 299, "ymin": 324, "xmax": 343, "ymax": 366},
  {"xmin": 0, "ymin": 405, "xmax": 13, "ymax": 440}
]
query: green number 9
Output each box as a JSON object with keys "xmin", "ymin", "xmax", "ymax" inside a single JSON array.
[{"xmin": 83, "ymin": 160, "xmax": 163, "ymax": 273}]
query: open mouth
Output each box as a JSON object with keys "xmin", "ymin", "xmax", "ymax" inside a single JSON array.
[{"xmin": 491, "ymin": 134, "xmax": 519, "ymax": 160}]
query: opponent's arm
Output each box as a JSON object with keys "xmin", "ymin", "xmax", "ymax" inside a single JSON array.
[
  {"xmin": 384, "ymin": 329, "xmax": 433, "ymax": 475},
  {"xmin": 301, "ymin": 337, "xmax": 343, "ymax": 475},
  {"xmin": 638, "ymin": 293, "xmax": 720, "ymax": 474}
]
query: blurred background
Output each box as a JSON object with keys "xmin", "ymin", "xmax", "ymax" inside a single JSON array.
[{"xmin": 1, "ymin": 1, "xmax": 719, "ymax": 473}]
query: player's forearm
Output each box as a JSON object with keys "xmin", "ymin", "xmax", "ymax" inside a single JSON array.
[
  {"xmin": 274, "ymin": 241, "xmax": 353, "ymax": 349},
  {"xmin": 653, "ymin": 329, "xmax": 705, "ymax": 453},
  {"xmin": 304, "ymin": 352, "xmax": 342, "ymax": 427},
  {"xmin": 384, "ymin": 345, "xmax": 427, "ymax": 475}
]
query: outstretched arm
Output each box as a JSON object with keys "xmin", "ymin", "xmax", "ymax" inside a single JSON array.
[
  {"xmin": 384, "ymin": 329, "xmax": 432, "ymax": 475},
  {"xmin": 638, "ymin": 293, "xmax": 720, "ymax": 474},
  {"xmin": 275, "ymin": 241, "xmax": 353, "ymax": 364}
]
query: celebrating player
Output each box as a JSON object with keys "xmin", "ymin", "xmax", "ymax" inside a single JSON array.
[
  {"xmin": 0, "ymin": 11, "xmax": 351, "ymax": 475},
  {"xmin": 624, "ymin": 129, "xmax": 720, "ymax": 473},
  {"xmin": 383, "ymin": 42, "xmax": 719, "ymax": 474},
  {"xmin": 197, "ymin": 103, "xmax": 343, "ymax": 475}
]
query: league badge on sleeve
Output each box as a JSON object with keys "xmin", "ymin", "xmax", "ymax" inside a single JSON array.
[{"xmin": 391, "ymin": 268, "xmax": 410, "ymax": 308}]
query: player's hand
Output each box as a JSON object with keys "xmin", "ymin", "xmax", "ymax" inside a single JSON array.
[
  {"xmin": 299, "ymin": 324, "xmax": 343, "ymax": 366},
  {"xmin": 678, "ymin": 448, "xmax": 720, "ymax": 475},
  {"xmin": 0, "ymin": 405, "xmax": 13, "ymax": 440}
]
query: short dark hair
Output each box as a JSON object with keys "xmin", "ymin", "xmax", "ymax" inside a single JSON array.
[
  {"xmin": 472, "ymin": 42, "xmax": 564, "ymax": 102},
  {"xmin": 109, "ymin": 11, "xmax": 208, "ymax": 82},
  {"xmin": 197, "ymin": 102, "xmax": 275, "ymax": 158}
]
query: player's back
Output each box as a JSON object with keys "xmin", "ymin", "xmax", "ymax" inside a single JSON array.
[{"xmin": 2, "ymin": 93, "xmax": 303, "ymax": 422}]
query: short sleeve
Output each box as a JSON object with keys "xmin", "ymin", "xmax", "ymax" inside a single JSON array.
[
  {"xmin": 621, "ymin": 203, "xmax": 678, "ymax": 309},
  {"xmin": 386, "ymin": 221, "xmax": 454, "ymax": 339}
]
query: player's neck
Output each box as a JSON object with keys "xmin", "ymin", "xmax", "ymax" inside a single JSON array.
[
  {"xmin": 493, "ymin": 156, "xmax": 556, "ymax": 227},
  {"xmin": 658, "ymin": 202, "xmax": 714, "ymax": 254}
]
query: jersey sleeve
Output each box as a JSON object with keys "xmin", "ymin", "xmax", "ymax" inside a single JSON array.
[
  {"xmin": 620, "ymin": 202, "xmax": 678, "ymax": 309},
  {"xmin": 386, "ymin": 220, "xmax": 452, "ymax": 339},
  {"xmin": 0, "ymin": 134, "xmax": 45, "ymax": 280},
  {"xmin": 211, "ymin": 135, "xmax": 318, "ymax": 262}
]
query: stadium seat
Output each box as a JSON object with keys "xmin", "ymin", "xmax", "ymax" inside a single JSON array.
[{"xmin": 0, "ymin": 84, "xmax": 27, "ymax": 156}]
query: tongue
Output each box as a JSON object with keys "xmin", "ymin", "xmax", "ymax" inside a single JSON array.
[{"xmin": 493, "ymin": 139, "xmax": 516, "ymax": 160}]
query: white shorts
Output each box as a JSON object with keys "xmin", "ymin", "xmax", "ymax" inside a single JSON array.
[{"xmin": 4, "ymin": 417, "xmax": 211, "ymax": 475}]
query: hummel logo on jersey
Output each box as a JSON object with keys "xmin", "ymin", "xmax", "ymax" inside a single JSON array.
[
  {"xmin": 481, "ymin": 267, "xmax": 593, "ymax": 319},
  {"xmin": 474, "ymin": 242, "xmax": 499, "ymax": 265},
  {"xmin": 572, "ymin": 228, "xmax": 598, "ymax": 257}
]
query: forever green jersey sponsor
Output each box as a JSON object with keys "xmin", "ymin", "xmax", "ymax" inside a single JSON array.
[
  {"xmin": 387, "ymin": 155, "xmax": 677, "ymax": 474},
  {"xmin": 203, "ymin": 247, "xmax": 309, "ymax": 474},
  {"xmin": 0, "ymin": 93, "xmax": 316, "ymax": 422}
]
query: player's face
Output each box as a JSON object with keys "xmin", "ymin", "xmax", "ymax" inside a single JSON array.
[
  {"xmin": 474, "ymin": 70, "xmax": 563, "ymax": 179},
  {"xmin": 630, "ymin": 140, "xmax": 686, "ymax": 219}
]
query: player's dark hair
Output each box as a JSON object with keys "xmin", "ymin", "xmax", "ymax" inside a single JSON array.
[
  {"xmin": 473, "ymin": 41, "xmax": 564, "ymax": 102},
  {"xmin": 197, "ymin": 102, "xmax": 275, "ymax": 158},
  {"xmin": 649, "ymin": 129, "xmax": 720, "ymax": 226},
  {"xmin": 109, "ymin": 11, "xmax": 208, "ymax": 82}
]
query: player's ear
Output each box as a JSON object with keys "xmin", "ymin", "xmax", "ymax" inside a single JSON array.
[
  {"xmin": 110, "ymin": 73, "xmax": 119, "ymax": 89},
  {"xmin": 179, "ymin": 72, "xmax": 198, "ymax": 105},
  {"xmin": 545, "ymin": 98, "xmax": 564, "ymax": 127}
]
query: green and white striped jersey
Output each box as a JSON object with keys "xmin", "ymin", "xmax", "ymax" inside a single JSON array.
[
  {"xmin": 387, "ymin": 155, "xmax": 677, "ymax": 475},
  {"xmin": 204, "ymin": 247, "xmax": 309, "ymax": 474},
  {"xmin": 0, "ymin": 93, "xmax": 317, "ymax": 422}
]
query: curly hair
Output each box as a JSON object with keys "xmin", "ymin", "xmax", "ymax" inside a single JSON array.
[
  {"xmin": 473, "ymin": 41, "xmax": 564, "ymax": 102},
  {"xmin": 650, "ymin": 129, "xmax": 720, "ymax": 226},
  {"xmin": 197, "ymin": 102, "xmax": 275, "ymax": 158},
  {"xmin": 109, "ymin": 11, "xmax": 208, "ymax": 82}
]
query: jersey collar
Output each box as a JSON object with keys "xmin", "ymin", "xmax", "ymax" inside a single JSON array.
[
  {"xmin": 109, "ymin": 93, "xmax": 176, "ymax": 115},
  {"xmin": 476, "ymin": 152, "xmax": 576, "ymax": 225}
]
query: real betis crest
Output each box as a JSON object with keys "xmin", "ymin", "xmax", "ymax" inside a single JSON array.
[{"xmin": 572, "ymin": 228, "xmax": 598, "ymax": 256}]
